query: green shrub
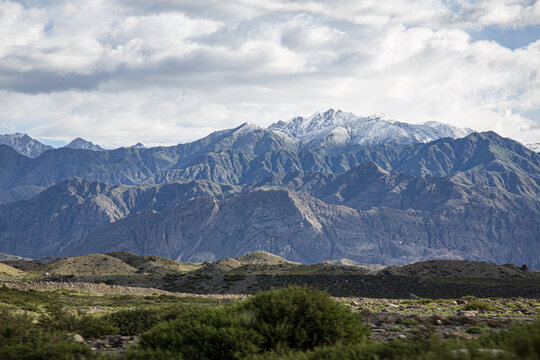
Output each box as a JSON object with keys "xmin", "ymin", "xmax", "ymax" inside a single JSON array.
[
  {"xmin": 476, "ymin": 320, "xmax": 540, "ymax": 359},
  {"xmin": 0, "ymin": 308, "xmax": 35, "ymax": 344},
  {"xmin": 105, "ymin": 308, "xmax": 163, "ymax": 335},
  {"xmin": 38, "ymin": 305, "xmax": 80, "ymax": 332},
  {"xmin": 244, "ymin": 337, "xmax": 459, "ymax": 360},
  {"xmin": 243, "ymin": 286, "xmax": 370, "ymax": 351},
  {"xmin": 77, "ymin": 314, "xmax": 119, "ymax": 338},
  {"xmin": 139, "ymin": 307, "xmax": 262, "ymax": 360},
  {"xmin": 224, "ymin": 274, "xmax": 246, "ymax": 282},
  {"xmin": 0, "ymin": 308, "xmax": 95, "ymax": 359},
  {"xmin": 463, "ymin": 301, "xmax": 495, "ymax": 311},
  {"xmin": 126, "ymin": 348, "xmax": 184, "ymax": 360},
  {"xmin": 38, "ymin": 305, "xmax": 118, "ymax": 338},
  {"xmin": 135, "ymin": 287, "xmax": 369, "ymax": 358}
]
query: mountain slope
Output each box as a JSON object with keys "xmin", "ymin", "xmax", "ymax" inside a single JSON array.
[
  {"xmin": 64, "ymin": 190, "xmax": 410, "ymax": 264},
  {"xmin": 64, "ymin": 137, "xmax": 105, "ymax": 151},
  {"xmin": 2, "ymin": 123, "xmax": 532, "ymax": 203},
  {"xmin": 0, "ymin": 178, "xmax": 236, "ymax": 257},
  {"xmin": 0, "ymin": 151, "xmax": 538, "ymax": 267},
  {"xmin": 0, "ymin": 124, "xmax": 300, "ymax": 195},
  {"xmin": 269, "ymin": 109, "xmax": 472, "ymax": 151},
  {"xmin": 0, "ymin": 133, "xmax": 54, "ymax": 158},
  {"xmin": 62, "ymin": 185, "xmax": 539, "ymax": 267},
  {"xmin": 396, "ymin": 132, "xmax": 540, "ymax": 197}
]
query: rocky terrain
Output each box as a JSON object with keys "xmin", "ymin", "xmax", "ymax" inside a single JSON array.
[
  {"xmin": 2, "ymin": 252, "xmax": 539, "ymax": 299},
  {"xmin": 64, "ymin": 137, "xmax": 106, "ymax": 151},
  {"xmin": 0, "ymin": 111, "xmax": 538, "ymax": 269},
  {"xmin": 0, "ymin": 133, "xmax": 53, "ymax": 158},
  {"xmin": 0, "ymin": 251, "xmax": 538, "ymax": 358},
  {"xmin": 269, "ymin": 109, "xmax": 472, "ymax": 151}
]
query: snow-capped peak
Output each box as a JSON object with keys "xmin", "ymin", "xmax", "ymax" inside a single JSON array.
[
  {"xmin": 268, "ymin": 109, "xmax": 474, "ymax": 150},
  {"xmin": 0, "ymin": 133, "xmax": 54, "ymax": 158},
  {"xmin": 368, "ymin": 113, "xmax": 395, "ymax": 123},
  {"xmin": 233, "ymin": 122, "xmax": 264, "ymax": 135}
]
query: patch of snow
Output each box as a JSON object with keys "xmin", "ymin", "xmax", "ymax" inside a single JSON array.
[
  {"xmin": 0, "ymin": 133, "xmax": 54, "ymax": 158},
  {"xmin": 269, "ymin": 109, "xmax": 474, "ymax": 150}
]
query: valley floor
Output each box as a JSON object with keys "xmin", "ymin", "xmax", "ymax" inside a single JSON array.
[
  {"xmin": 0, "ymin": 253, "xmax": 539, "ymax": 358},
  {"xmin": 0, "ymin": 280, "xmax": 538, "ymax": 345}
]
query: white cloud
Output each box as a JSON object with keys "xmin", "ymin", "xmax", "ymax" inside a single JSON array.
[
  {"xmin": 458, "ymin": 0, "xmax": 540, "ymax": 28},
  {"xmin": 0, "ymin": 0, "xmax": 539, "ymax": 146}
]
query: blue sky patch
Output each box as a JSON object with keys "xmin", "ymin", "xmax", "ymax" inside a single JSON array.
[{"xmin": 470, "ymin": 25, "xmax": 540, "ymax": 49}]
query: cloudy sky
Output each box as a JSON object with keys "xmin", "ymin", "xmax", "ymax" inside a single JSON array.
[{"xmin": 0, "ymin": 0, "xmax": 539, "ymax": 148}]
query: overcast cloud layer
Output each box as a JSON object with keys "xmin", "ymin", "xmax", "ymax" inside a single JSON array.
[{"xmin": 0, "ymin": 0, "xmax": 539, "ymax": 147}]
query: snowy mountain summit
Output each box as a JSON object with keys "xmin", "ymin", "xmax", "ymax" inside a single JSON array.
[
  {"xmin": 269, "ymin": 109, "xmax": 473, "ymax": 150},
  {"xmin": 0, "ymin": 133, "xmax": 53, "ymax": 158},
  {"xmin": 64, "ymin": 137, "xmax": 105, "ymax": 151}
]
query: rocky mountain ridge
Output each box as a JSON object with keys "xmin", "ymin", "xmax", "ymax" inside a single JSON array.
[
  {"xmin": 1, "ymin": 129, "xmax": 537, "ymax": 203},
  {"xmin": 0, "ymin": 115, "xmax": 538, "ymax": 269},
  {"xmin": 64, "ymin": 137, "xmax": 105, "ymax": 151},
  {"xmin": 0, "ymin": 134, "xmax": 538, "ymax": 267},
  {"xmin": 269, "ymin": 109, "xmax": 473, "ymax": 151},
  {"xmin": 0, "ymin": 133, "xmax": 54, "ymax": 158}
]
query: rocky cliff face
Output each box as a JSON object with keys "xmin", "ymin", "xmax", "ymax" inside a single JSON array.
[
  {"xmin": 64, "ymin": 190, "xmax": 411, "ymax": 264},
  {"xmin": 62, "ymin": 185, "xmax": 539, "ymax": 267},
  {"xmin": 0, "ymin": 178, "xmax": 234, "ymax": 257}
]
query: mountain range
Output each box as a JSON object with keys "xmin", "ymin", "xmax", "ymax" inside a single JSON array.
[
  {"xmin": 0, "ymin": 110, "xmax": 538, "ymax": 268},
  {"xmin": 269, "ymin": 109, "xmax": 473, "ymax": 151}
]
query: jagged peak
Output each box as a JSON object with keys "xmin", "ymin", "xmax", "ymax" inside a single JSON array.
[
  {"xmin": 131, "ymin": 142, "xmax": 146, "ymax": 149},
  {"xmin": 0, "ymin": 132, "xmax": 28, "ymax": 138},
  {"xmin": 268, "ymin": 109, "xmax": 474, "ymax": 149},
  {"xmin": 368, "ymin": 112, "xmax": 394, "ymax": 122},
  {"xmin": 64, "ymin": 137, "xmax": 105, "ymax": 151},
  {"xmin": 233, "ymin": 122, "xmax": 264, "ymax": 134},
  {"xmin": 0, "ymin": 132, "xmax": 54, "ymax": 158}
]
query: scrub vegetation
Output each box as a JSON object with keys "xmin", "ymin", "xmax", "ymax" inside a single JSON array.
[{"xmin": 0, "ymin": 285, "xmax": 538, "ymax": 359}]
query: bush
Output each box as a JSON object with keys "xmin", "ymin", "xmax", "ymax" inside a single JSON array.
[
  {"xmin": 126, "ymin": 348, "xmax": 184, "ymax": 360},
  {"xmin": 134, "ymin": 287, "xmax": 370, "ymax": 359},
  {"xmin": 243, "ymin": 286, "xmax": 370, "ymax": 351},
  {"xmin": 476, "ymin": 320, "xmax": 540, "ymax": 359},
  {"xmin": 105, "ymin": 308, "xmax": 163, "ymax": 335},
  {"xmin": 76, "ymin": 315, "xmax": 119, "ymax": 338},
  {"xmin": 224, "ymin": 274, "xmax": 246, "ymax": 282},
  {"xmin": 463, "ymin": 301, "xmax": 495, "ymax": 312},
  {"xmin": 0, "ymin": 308, "xmax": 95, "ymax": 359},
  {"xmin": 244, "ymin": 337, "xmax": 460, "ymax": 360},
  {"xmin": 38, "ymin": 304, "xmax": 118, "ymax": 338},
  {"xmin": 139, "ymin": 307, "xmax": 262, "ymax": 360}
]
